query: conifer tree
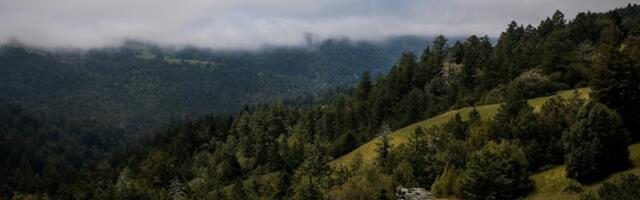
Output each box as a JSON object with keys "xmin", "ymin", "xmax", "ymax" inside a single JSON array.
[
  {"xmin": 591, "ymin": 22, "xmax": 640, "ymax": 136},
  {"xmin": 375, "ymin": 128, "xmax": 394, "ymax": 173},
  {"xmin": 459, "ymin": 141, "xmax": 532, "ymax": 200},
  {"xmin": 563, "ymin": 101, "xmax": 630, "ymax": 182}
]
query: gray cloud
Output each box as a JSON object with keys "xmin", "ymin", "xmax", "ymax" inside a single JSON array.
[{"xmin": 0, "ymin": 0, "xmax": 636, "ymax": 49}]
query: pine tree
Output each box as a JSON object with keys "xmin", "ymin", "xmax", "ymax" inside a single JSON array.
[
  {"xmin": 406, "ymin": 127, "xmax": 428, "ymax": 167},
  {"xmin": 389, "ymin": 52, "xmax": 418, "ymax": 97},
  {"xmin": 449, "ymin": 41, "xmax": 464, "ymax": 64},
  {"xmin": 460, "ymin": 35, "xmax": 481, "ymax": 88},
  {"xmin": 591, "ymin": 22, "xmax": 640, "ymax": 136},
  {"xmin": 540, "ymin": 28, "xmax": 572, "ymax": 73},
  {"xmin": 290, "ymin": 139, "xmax": 332, "ymax": 200},
  {"xmin": 432, "ymin": 35, "xmax": 449, "ymax": 66},
  {"xmin": 232, "ymin": 111, "xmax": 253, "ymax": 157},
  {"xmin": 405, "ymin": 126, "xmax": 441, "ymax": 187},
  {"xmin": 374, "ymin": 129, "xmax": 394, "ymax": 173},
  {"xmin": 563, "ymin": 101, "xmax": 630, "ymax": 182},
  {"xmin": 551, "ymin": 10, "xmax": 567, "ymax": 29},
  {"xmin": 491, "ymin": 91, "xmax": 532, "ymax": 140},
  {"xmin": 537, "ymin": 97, "xmax": 573, "ymax": 165},
  {"xmin": 394, "ymin": 88, "xmax": 425, "ymax": 127}
]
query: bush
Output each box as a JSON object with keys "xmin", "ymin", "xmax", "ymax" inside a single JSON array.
[{"xmin": 507, "ymin": 69, "xmax": 556, "ymax": 99}]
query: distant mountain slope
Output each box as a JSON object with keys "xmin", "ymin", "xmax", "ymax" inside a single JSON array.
[
  {"xmin": 331, "ymin": 88, "xmax": 591, "ymax": 166},
  {"xmin": 0, "ymin": 36, "xmax": 432, "ymax": 134}
]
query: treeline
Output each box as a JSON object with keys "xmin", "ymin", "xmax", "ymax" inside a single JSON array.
[{"xmin": 3, "ymin": 4, "xmax": 640, "ymax": 200}]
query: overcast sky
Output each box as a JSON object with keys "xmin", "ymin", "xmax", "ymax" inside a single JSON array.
[{"xmin": 0, "ymin": 0, "xmax": 636, "ymax": 49}]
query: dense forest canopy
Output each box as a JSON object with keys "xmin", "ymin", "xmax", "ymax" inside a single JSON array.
[
  {"xmin": 0, "ymin": 36, "xmax": 432, "ymax": 135},
  {"xmin": 2, "ymin": 3, "xmax": 640, "ymax": 200}
]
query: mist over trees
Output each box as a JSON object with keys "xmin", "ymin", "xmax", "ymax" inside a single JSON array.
[{"xmin": 1, "ymin": 4, "xmax": 640, "ymax": 200}]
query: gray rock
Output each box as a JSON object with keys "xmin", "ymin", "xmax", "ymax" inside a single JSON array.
[{"xmin": 395, "ymin": 186, "xmax": 434, "ymax": 200}]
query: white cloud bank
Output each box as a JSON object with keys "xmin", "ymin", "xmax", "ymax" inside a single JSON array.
[{"xmin": 0, "ymin": 0, "xmax": 636, "ymax": 49}]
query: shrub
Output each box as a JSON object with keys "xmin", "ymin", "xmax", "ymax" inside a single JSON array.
[{"xmin": 507, "ymin": 69, "xmax": 556, "ymax": 99}]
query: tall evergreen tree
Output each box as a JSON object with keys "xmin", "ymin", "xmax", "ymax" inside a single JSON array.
[
  {"xmin": 375, "ymin": 128, "xmax": 394, "ymax": 173},
  {"xmin": 404, "ymin": 126, "xmax": 441, "ymax": 187},
  {"xmin": 591, "ymin": 22, "xmax": 640, "ymax": 136},
  {"xmin": 394, "ymin": 88, "xmax": 425, "ymax": 128},
  {"xmin": 449, "ymin": 41, "xmax": 464, "ymax": 64},
  {"xmin": 291, "ymin": 141, "xmax": 331, "ymax": 200},
  {"xmin": 491, "ymin": 90, "xmax": 531, "ymax": 140}
]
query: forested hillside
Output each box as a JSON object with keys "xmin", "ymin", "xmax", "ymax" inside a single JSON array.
[
  {"xmin": 0, "ymin": 36, "xmax": 430, "ymax": 135},
  {"xmin": 331, "ymin": 88, "xmax": 591, "ymax": 165},
  {"xmin": 2, "ymin": 4, "xmax": 640, "ymax": 200}
]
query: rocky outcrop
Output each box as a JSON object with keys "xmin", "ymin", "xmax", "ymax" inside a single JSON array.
[{"xmin": 396, "ymin": 186, "xmax": 434, "ymax": 200}]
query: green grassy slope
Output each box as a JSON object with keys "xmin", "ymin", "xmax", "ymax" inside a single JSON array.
[
  {"xmin": 527, "ymin": 143, "xmax": 640, "ymax": 200},
  {"xmin": 331, "ymin": 88, "xmax": 591, "ymax": 166}
]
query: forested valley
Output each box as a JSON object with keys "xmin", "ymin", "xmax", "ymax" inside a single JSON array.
[{"xmin": 2, "ymin": 4, "xmax": 640, "ymax": 200}]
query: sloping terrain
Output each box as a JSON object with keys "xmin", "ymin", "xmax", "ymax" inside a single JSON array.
[{"xmin": 331, "ymin": 88, "xmax": 591, "ymax": 166}]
